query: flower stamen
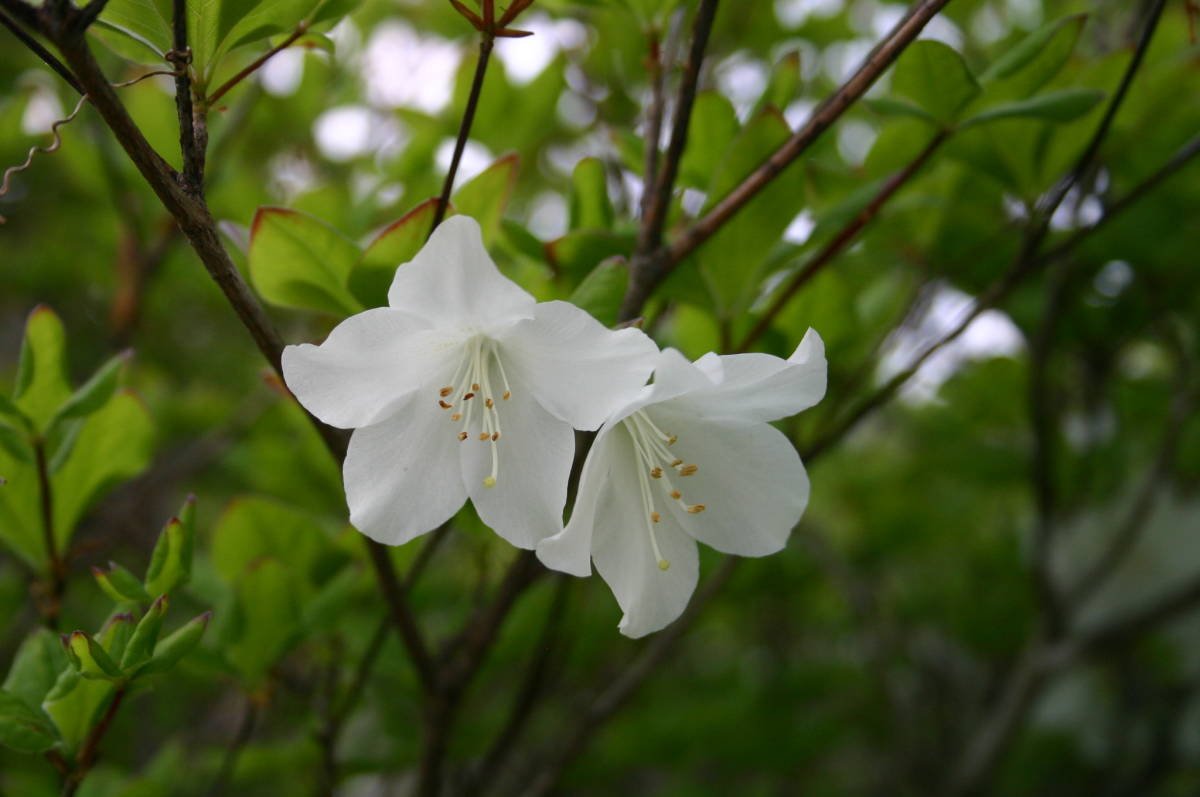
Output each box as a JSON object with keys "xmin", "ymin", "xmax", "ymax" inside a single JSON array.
[{"xmin": 438, "ymin": 337, "xmax": 515, "ymax": 486}]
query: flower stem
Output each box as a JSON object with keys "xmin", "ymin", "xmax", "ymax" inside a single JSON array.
[{"xmin": 431, "ymin": 36, "xmax": 494, "ymax": 231}]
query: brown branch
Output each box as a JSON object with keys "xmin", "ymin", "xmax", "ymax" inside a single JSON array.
[
  {"xmin": 0, "ymin": 7, "xmax": 83, "ymax": 94},
  {"xmin": 431, "ymin": 36, "xmax": 494, "ymax": 230},
  {"xmin": 205, "ymin": 697, "xmax": 258, "ymax": 797},
  {"xmin": 206, "ymin": 22, "xmax": 308, "ymax": 106},
  {"xmin": 61, "ymin": 686, "xmax": 127, "ymax": 797},
  {"xmin": 737, "ymin": 129, "xmax": 948, "ymax": 352},
  {"xmin": 657, "ymin": 0, "xmax": 952, "ymax": 268},
  {"xmin": 639, "ymin": 30, "xmax": 666, "ymax": 222},
  {"xmin": 803, "ymin": 130, "xmax": 1200, "ymax": 463},
  {"xmin": 522, "ymin": 558, "xmax": 739, "ymax": 797},
  {"xmin": 635, "ymin": 0, "xmax": 718, "ymax": 257}
]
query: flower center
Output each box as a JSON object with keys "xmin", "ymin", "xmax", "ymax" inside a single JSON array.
[
  {"xmin": 436, "ymin": 336, "xmax": 512, "ymax": 488},
  {"xmin": 622, "ymin": 410, "xmax": 705, "ymax": 572}
]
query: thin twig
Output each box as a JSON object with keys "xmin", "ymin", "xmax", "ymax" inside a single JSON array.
[
  {"xmin": 639, "ymin": 30, "xmax": 666, "ymax": 221},
  {"xmin": 736, "ymin": 129, "xmax": 949, "ymax": 352},
  {"xmin": 0, "ymin": 93, "xmax": 90, "ymax": 223},
  {"xmin": 522, "ymin": 559, "xmax": 738, "ymax": 797},
  {"xmin": 0, "ymin": 8, "xmax": 83, "ymax": 94},
  {"xmin": 803, "ymin": 131, "xmax": 1200, "ymax": 462},
  {"xmin": 206, "ymin": 22, "xmax": 308, "ymax": 106},
  {"xmin": 206, "ymin": 697, "xmax": 259, "ymax": 797},
  {"xmin": 650, "ymin": 0, "xmax": 952, "ymax": 284},
  {"xmin": 61, "ymin": 687, "xmax": 127, "ymax": 797},
  {"xmin": 635, "ymin": 0, "xmax": 718, "ymax": 257},
  {"xmin": 431, "ymin": 36, "xmax": 494, "ymax": 230}
]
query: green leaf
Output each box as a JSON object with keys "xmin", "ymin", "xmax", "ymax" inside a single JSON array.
[
  {"xmin": 93, "ymin": 562, "xmax": 152, "ymax": 604},
  {"xmin": 210, "ymin": 496, "xmax": 330, "ymax": 587},
  {"xmin": 452, "ymin": 154, "xmax": 519, "ymax": 244},
  {"xmin": 144, "ymin": 515, "xmax": 194, "ymax": 597},
  {"xmin": 545, "ymin": 229, "xmax": 634, "ymax": 281},
  {"xmin": 569, "ymin": 158, "xmax": 614, "ymax": 231},
  {"xmin": 228, "ymin": 558, "xmax": 299, "ymax": 685},
  {"xmin": 53, "ymin": 390, "xmax": 155, "ymax": 551},
  {"xmin": 698, "ymin": 108, "xmax": 800, "ymax": 316},
  {"xmin": 3, "ymin": 630, "xmax": 68, "ymax": 709},
  {"xmin": 94, "ymin": 0, "xmax": 173, "ymax": 62},
  {"xmin": 679, "ymin": 93, "xmax": 740, "ymax": 189},
  {"xmin": 980, "ymin": 14, "xmax": 1087, "ymax": 89},
  {"xmin": 138, "ymin": 612, "xmax": 210, "ymax": 677},
  {"xmin": 350, "ymin": 198, "xmax": 440, "ymax": 309},
  {"xmin": 865, "ymin": 97, "xmax": 937, "ymax": 124},
  {"xmin": 96, "ymin": 613, "xmax": 136, "ymax": 665},
  {"xmin": 891, "ymin": 40, "xmax": 979, "ymax": 124},
  {"xmin": 14, "ymin": 306, "xmax": 72, "ymax": 432},
  {"xmin": 42, "ymin": 668, "xmax": 113, "ymax": 755},
  {"xmin": 568, "ymin": 257, "xmax": 630, "ymax": 327},
  {"xmin": 248, "ymin": 207, "xmax": 364, "ymax": 316},
  {"xmin": 49, "ymin": 351, "xmax": 129, "ymax": 429},
  {"xmin": 0, "ymin": 422, "xmax": 31, "ymax": 464},
  {"xmin": 122, "ymin": 596, "xmax": 169, "ymax": 671},
  {"xmin": 0, "ymin": 689, "xmax": 58, "ymax": 754},
  {"xmin": 64, "ymin": 632, "xmax": 124, "ymax": 681},
  {"xmin": 963, "ymin": 89, "xmax": 1106, "ymax": 127},
  {"xmin": 755, "ymin": 50, "xmax": 801, "ymax": 114}
]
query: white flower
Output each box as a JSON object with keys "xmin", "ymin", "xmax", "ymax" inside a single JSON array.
[
  {"xmin": 282, "ymin": 216, "xmax": 658, "ymax": 549},
  {"xmin": 536, "ymin": 330, "xmax": 827, "ymax": 637}
]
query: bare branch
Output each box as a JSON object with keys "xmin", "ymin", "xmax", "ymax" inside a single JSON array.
[
  {"xmin": 0, "ymin": 7, "xmax": 83, "ymax": 94},
  {"xmin": 432, "ymin": 35, "xmax": 495, "ymax": 230},
  {"xmin": 171, "ymin": 0, "xmax": 203, "ymax": 191}
]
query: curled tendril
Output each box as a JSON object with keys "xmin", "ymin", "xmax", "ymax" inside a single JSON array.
[
  {"xmin": 0, "ymin": 93, "xmax": 91, "ymax": 224},
  {"xmin": 0, "ymin": 67, "xmax": 185, "ymax": 223}
]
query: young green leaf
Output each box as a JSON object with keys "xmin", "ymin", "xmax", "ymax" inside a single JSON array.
[
  {"xmin": 121, "ymin": 596, "xmax": 169, "ymax": 671},
  {"xmin": 679, "ymin": 93, "xmax": 740, "ymax": 189},
  {"xmin": 248, "ymin": 207, "xmax": 364, "ymax": 316},
  {"xmin": 569, "ymin": 257, "xmax": 630, "ymax": 327},
  {"xmin": 48, "ymin": 351, "xmax": 130, "ymax": 430},
  {"xmin": 452, "ymin": 154, "xmax": 520, "ymax": 244},
  {"xmin": 93, "ymin": 562, "xmax": 152, "ymax": 604},
  {"xmin": 2, "ymin": 630, "xmax": 67, "ymax": 709},
  {"xmin": 96, "ymin": 613, "xmax": 136, "ymax": 665},
  {"xmin": 962, "ymin": 89, "xmax": 1106, "ymax": 127},
  {"xmin": 137, "ymin": 611, "xmax": 211, "ymax": 677},
  {"xmin": 891, "ymin": 40, "xmax": 979, "ymax": 124},
  {"xmin": 350, "ymin": 198, "xmax": 441, "ymax": 308},
  {"xmin": 14, "ymin": 306, "xmax": 72, "ymax": 432},
  {"xmin": 64, "ymin": 632, "xmax": 125, "ymax": 681},
  {"xmin": 144, "ymin": 512, "xmax": 195, "ymax": 597},
  {"xmin": 0, "ymin": 689, "xmax": 59, "ymax": 754},
  {"xmin": 569, "ymin": 158, "xmax": 615, "ymax": 231}
]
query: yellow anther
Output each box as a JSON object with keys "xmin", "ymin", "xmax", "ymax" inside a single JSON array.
[
  {"xmin": 485, "ymin": 397, "xmax": 494, "ymax": 408},
  {"xmin": 671, "ymin": 459, "xmax": 683, "ymax": 467},
  {"xmin": 483, "ymin": 476, "xmax": 497, "ymax": 488},
  {"xmin": 650, "ymin": 467, "xmax": 663, "ymax": 479},
  {"xmin": 491, "ymin": 432, "xmax": 500, "ymax": 441},
  {"xmin": 471, "ymin": 383, "xmax": 480, "ymax": 392},
  {"xmin": 670, "ymin": 490, "xmax": 681, "ymax": 500},
  {"xmin": 650, "ymin": 511, "xmax": 661, "ymax": 523},
  {"xmin": 479, "ymin": 433, "xmax": 490, "ymax": 441},
  {"xmin": 687, "ymin": 504, "xmax": 706, "ymax": 514},
  {"xmin": 458, "ymin": 431, "xmax": 469, "ymax": 441},
  {"xmin": 679, "ymin": 464, "xmax": 698, "ymax": 476},
  {"xmin": 439, "ymin": 400, "xmax": 453, "ymax": 409},
  {"xmin": 451, "ymin": 413, "xmax": 462, "ymax": 421},
  {"xmin": 502, "ymin": 391, "xmax": 511, "ymax": 400},
  {"xmin": 667, "ymin": 435, "xmax": 678, "ymax": 445},
  {"xmin": 464, "ymin": 392, "xmax": 475, "ymax": 400},
  {"xmin": 657, "ymin": 559, "xmax": 670, "ymax": 571},
  {"xmin": 439, "ymin": 386, "xmax": 454, "ymax": 397}
]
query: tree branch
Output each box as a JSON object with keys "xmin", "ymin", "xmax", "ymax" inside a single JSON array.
[
  {"xmin": 736, "ymin": 129, "xmax": 948, "ymax": 352},
  {"xmin": 639, "ymin": 29, "xmax": 666, "ymax": 222},
  {"xmin": 658, "ymin": 0, "xmax": 952, "ymax": 268},
  {"xmin": 431, "ymin": 36, "xmax": 494, "ymax": 230},
  {"xmin": 32, "ymin": 438, "xmax": 64, "ymax": 629},
  {"xmin": 170, "ymin": 0, "xmax": 202, "ymax": 191},
  {"xmin": 0, "ymin": 7, "xmax": 83, "ymax": 94}
]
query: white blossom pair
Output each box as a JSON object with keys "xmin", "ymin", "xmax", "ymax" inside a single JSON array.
[{"xmin": 282, "ymin": 216, "xmax": 826, "ymax": 637}]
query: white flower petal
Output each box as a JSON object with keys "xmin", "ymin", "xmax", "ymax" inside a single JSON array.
[
  {"xmin": 644, "ymin": 347, "xmax": 719, "ymax": 404},
  {"xmin": 344, "ymin": 393, "xmax": 468, "ymax": 545},
  {"xmin": 590, "ymin": 429, "xmax": 700, "ymax": 638},
  {"xmin": 498, "ymin": 301, "xmax": 658, "ymax": 430},
  {"xmin": 648, "ymin": 408, "xmax": 808, "ymax": 556},
  {"xmin": 460, "ymin": 378, "xmax": 576, "ymax": 550},
  {"xmin": 387, "ymin": 216, "xmax": 535, "ymax": 327},
  {"xmin": 282, "ymin": 308, "xmax": 446, "ymax": 428},
  {"xmin": 536, "ymin": 427, "xmax": 620, "ymax": 577},
  {"xmin": 676, "ymin": 328, "xmax": 827, "ymax": 423}
]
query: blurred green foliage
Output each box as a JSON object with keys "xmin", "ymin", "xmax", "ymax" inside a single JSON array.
[{"xmin": 2, "ymin": 0, "xmax": 1200, "ymax": 794}]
